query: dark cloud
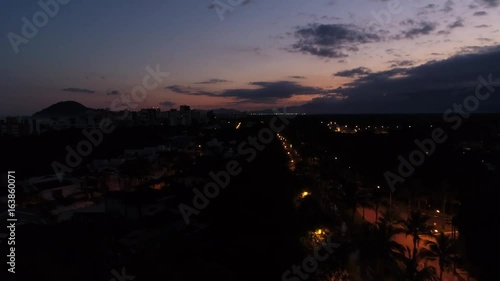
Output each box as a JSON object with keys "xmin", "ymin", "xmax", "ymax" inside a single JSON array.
[
  {"xmin": 388, "ymin": 60, "xmax": 415, "ymax": 68},
  {"xmin": 475, "ymin": 24, "xmax": 491, "ymax": 28},
  {"xmin": 476, "ymin": 0, "xmax": 500, "ymax": 8},
  {"xmin": 288, "ymin": 76, "xmax": 307, "ymax": 79},
  {"xmin": 290, "ymin": 20, "xmax": 443, "ymax": 59},
  {"xmin": 473, "ymin": 11, "xmax": 488, "ymax": 16},
  {"xmin": 300, "ymin": 45, "xmax": 500, "ymax": 113},
  {"xmin": 166, "ymin": 85, "xmax": 217, "ymax": 96},
  {"xmin": 417, "ymin": 3, "xmax": 437, "ymax": 16},
  {"xmin": 401, "ymin": 22, "xmax": 437, "ymax": 39},
  {"xmin": 160, "ymin": 101, "xmax": 176, "ymax": 108},
  {"xmin": 334, "ymin": 67, "xmax": 372, "ymax": 77},
  {"xmin": 220, "ymin": 81, "xmax": 327, "ymax": 103},
  {"xmin": 168, "ymin": 81, "xmax": 331, "ymax": 103},
  {"xmin": 106, "ymin": 90, "xmax": 120, "ymax": 96},
  {"xmin": 441, "ymin": 0, "xmax": 454, "ymax": 12},
  {"xmin": 401, "ymin": 19, "xmax": 415, "ymax": 26},
  {"xmin": 62, "ymin": 88, "xmax": 95, "ymax": 94},
  {"xmin": 194, "ymin": 79, "xmax": 229, "ymax": 84},
  {"xmin": 477, "ymin": 38, "xmax": 494, "ymax": 43},
  {"xmin": 448, "ymin": 18, "xmax": 464, "ymax": 29},
  {"xmin": 289, "ymin": 23, "xmax": 381, "ymax": 58}
]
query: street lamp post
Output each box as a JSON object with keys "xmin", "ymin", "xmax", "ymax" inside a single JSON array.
[
  {"xmin": 380, "ymin": 185, "xmax": 392, "ymax": 210},
  {"xmin": 389, "ymin": 191, "xmax": 392, "ymax": 210}
]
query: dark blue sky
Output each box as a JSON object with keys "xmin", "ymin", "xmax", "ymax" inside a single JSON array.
[{"xmin": 1, "ymin": 0, "xmax": 500, "ymax": 115}]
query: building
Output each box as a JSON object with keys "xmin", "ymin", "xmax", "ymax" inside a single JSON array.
[{"xmin": 21, "ymin": 176, "xmax": 82, "ymax": 201}]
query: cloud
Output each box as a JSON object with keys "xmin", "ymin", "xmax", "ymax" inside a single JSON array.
[
  {"xmin": 106, "ymin": 90, "xmax": 120, "ymax": 96},
  {"xmin": 476, "ymin": 0, "xmax": 500, "ymax": 8},
  {"xmin": 401, "ymin": 21, "xmax": 437, "ymax": 39},
  {"xmin": 477, "ymin": 38, "xmax": 493, "ymax": 43},
  {"xmin": 289, "ymin": 23, "xmax": 382, "ymax": 58},
  {"xmin": 448, "ymin": 18, "xmax": 465, "ymax": 29},
  {"xmin": 475, "ymin": 24, "xmax": 491, "ymax": 28},
  {"xmin": 300, "ymin": 45, "xmax": 500, "ymax": 113},
  {"xmin": 388, "ymin": 60, "xmax": 415, "ymax": 68},
  {"xmin": 441, "ymin": 0, "xmax": 454, "ymax": 12},
  {"xmin": 221, "ymin": 81, "xmax": 327, "ymax": 103},
  {"xmin": 288, "ymin": 76, "xmax": 307, "ymax": 79},
  {"xmin": 166, "ymin": 85, "xmax": 217, "ymax": 96},
  {"xmin": 289, "ymin": 20, "xmax": 442, "ymax": 59},
  {"xmin": 62, "ymin": 88, "xmax": 95, "ymax": 94},
  {"xmin": 334, "ymin": 67, "xmax": 372, "ymax": 77},
  {"xmin": 473, "ymin": 11, "xmax": 488, "ymax": 16},
  {"xmin": 160, "ymin": 101, "xmax": 176, "ymax": 108},
  {"xmin": 168, "ymin": 81, "xmax": 331, "ymax": 103},
  {"xmin": 194, "ymin": 79, "xmax": 230, "ymax": 84}
]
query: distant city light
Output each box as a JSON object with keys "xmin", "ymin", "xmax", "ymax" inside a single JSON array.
[{"xmin": 301, "ymin": 191, "xmax": 310, "ymax": 198}]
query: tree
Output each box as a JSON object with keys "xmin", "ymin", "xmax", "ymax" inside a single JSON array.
[
  {"xmin": 359, "ymin": 190, "xmax": 373, "ymax": 220},
  {"xmin": 421, "ymin": 232, "xmax": 457, "ymax": 281},
  {"xmin": 397, "ymin": 247, "xmax": 439, "ymax": 281},
  {"xmin": 371, "ymin": 186, "xmax": 386, "ymax": 222},
  {"xmin": 340, "ymin": 181, "xmax": 366, "ymax": 224},
  {"xmin": 400, "ymin": 210, "xmax": 433, "ymax": 260},
  {"xmin": 379, "ymin": 209, "xmax": 402, "ymax": 226},
  {"xmin": 358, "ymin": 221, "xmax": 405, "ymax": 280}
]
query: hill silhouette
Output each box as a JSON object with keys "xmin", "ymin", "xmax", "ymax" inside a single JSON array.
[{"xmin": 33, "ymin": 101, "xmax": 93, "ymax": 118}]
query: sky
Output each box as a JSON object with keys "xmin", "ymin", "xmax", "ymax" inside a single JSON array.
[{"xmin": 1, "ymin": 0, "xmax": 500, "ymax": 115}]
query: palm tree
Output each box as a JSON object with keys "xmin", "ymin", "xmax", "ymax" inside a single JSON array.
[
  {"xmin": 413, "ymin": 267, "xmax": 439, "ymax": 281},
  {"xmin": 400, "ymin": 210, "xmax": 433, "ymax": 260},
  {"xmin": 359, "ymin": 190, "xmax": 373, "ymax": 220},
  {"xmin": 421, "ymin": 232, "xmax": 457, "ymax": 281},
  {"xmin": 358, "ymin": 221, "xmax": 405, "ymax": 280},
  {"xmin": 371, "ymin": 186, "xmax": 386, "ymax": 222},
  {"xmin": 398, "ymin": 247, "xmax": 439, "ymax": 281},
  {"xmin": 340, "ymin": 181, "xmax": 365, "ymax": 224},
  {"xmin": 450, "ymin": 215, "xmax": 459, "ymax": 240},
  {"xmin": 379, "ymin": 209, "xmax": 402, "ymax": 226}
]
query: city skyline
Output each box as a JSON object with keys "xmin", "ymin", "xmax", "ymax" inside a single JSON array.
[{"xmin": 2, "ymin": 0, "xmax": 500, "ymax": 115}]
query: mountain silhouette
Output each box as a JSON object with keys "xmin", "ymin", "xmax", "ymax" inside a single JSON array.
[{"xmin": 33, "ymin": 101, "xmax": 93, "ymax": 118}]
